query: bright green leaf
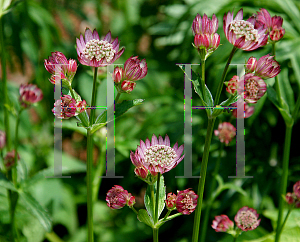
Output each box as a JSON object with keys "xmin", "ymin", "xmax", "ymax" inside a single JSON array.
[{"xmin": 137, "ymin": 209, "xmax": 154, "ymax": 228}]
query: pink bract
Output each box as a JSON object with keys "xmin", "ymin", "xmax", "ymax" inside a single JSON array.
[
  {"xmin": 19, "ymin": 84, "xmax": 43, "ymax": 108},
  {"xmin": 234, "ymin": 206, "xmax": 261, "ymax": 231},
  {"xmin": 76, "ymin": 28, "xmax": 124, "ymax": 67},
  {"xmin": 176, "ymin": 189, "xmax": 198, "ymax": 215},
  {"xmin": 212, "ymin": 215, "xmax": 234, "ymax": 232},
  {"xmin": 223, "ymin": 8, "xmax": 268, "ymax": 51},
  {"xmin": 130, "ymin": 134, "xmax": 184, "ymax": 175}
]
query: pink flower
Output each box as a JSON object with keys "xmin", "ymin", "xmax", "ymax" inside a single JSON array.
[
  {"xmin": 44, "ymin": 51, "xmax": 77, "ymax": 84},
  {"xmin": 113, "ymin": 66, "xmax": 123, "ymax": 84},
  {"xmin": 106, "ymin": 185, "xmax": 130, "ymax": 209},
  {"xmin": 127, "ymin": 193, "xmax": 136, "ymax": 207},
  {"xmin": 246, "ymin": 54, "xmax": 280, "ymax": 79},
  {"xmin": 134, "ymin": 166, "xmax": 149, "ymax": 179},
  {"xmin": 124, "ymin": 56, "xmax": 148, "ymax": 81},
  {"xmin": 176, "ymin": 189, "xmax": 198, "ymax": 215},
  {"xmin": 254, "ymin": 8, "xmax": 285, "ymax": 41},
  {"xmin": 234, "ymin": 206, "xmax": 261, "ymax": 231},
  {"xmin": 130, "ymin": 134, "xmax": 184, "ymax": 175},
  {"xmin": 293, "ymin": 181, "xmax": 300, "ymax": 199},
  {"xmin": 192, "ymin": 13, "xmax": 220, "ymax": 59},
  {"xmin": 231, "ymin": 101, "xmax": 255, "ymax": 119},
  {"xmin": 212, "ymin": 215, "xmax": 234, "ymax": 232},
  {"xmin": 223, "ymin": 8, "xmax": 268, "ymax": 51},
  {"xmin": 4, "ymin": 150, "xmax": 20, "ymax": 169},
  {"xmin": 52, "ymin": 95, "xmax": 86, "ymax": 119},
  {"xmin": 285, "ymin": 192, "xmax": 296, "ymax": 205},
  {"xmin": 238, "ymin": 73, "xmax": 267, "ymax": 103},
  {"xmin": 76, "ymin": 28, "xmax": 124, "ymax": 67},
  {"xmin": 226, "ymin": 75, "xmax": 239, "ymax": 94},
  {"xmin": 19, "ymin": 84, "xmax": 43, "ymax": 108},
  {"xmin": 165, "ymin": 193, "xmax": 177, "ymax": 210},
  {"xmin": 214, "ymin": 122, "xmax": 236, "ymax": 145},
  {"xmin": 121, "ymin": 80, "xmax": 136, "ymax": 93},
  {"xmin": 0, "ymin": 131, "xmax": 6, "ymax": 150}
]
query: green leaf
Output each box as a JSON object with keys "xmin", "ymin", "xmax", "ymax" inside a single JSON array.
[
  {"xmin": 278, "ymin": 68, "xmax": 295, "ymax": 111},
  {"xmin": 19, "ymin": 191, "xmax": 52, "ymax": 232},
  {"xmin": 20, "ymin": 167, "xmax": 56, "ymax": 189},
  {"xmin": 0, "ymin": 172, "xmax": 18, "ymax": 191},
  {"xmin": 137, "ymin": 209, "xmax": 154, "ymax": 228}
]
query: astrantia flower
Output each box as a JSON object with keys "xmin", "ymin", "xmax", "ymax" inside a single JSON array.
[
  {"xmin": 106, "ymin": 185, "xmax": 130, "ymax": 209},
  {"xmin": 214, "ymin": 122, "xmax": 236, "ymax": 145},
  {"xmin": 293, "ymin": 181, "xmax": 300, "ymax": 199},
  {"xmin": 76, "ymin": 28, "xmax": 124, "ymax": 67},
  {"xmin": 124, "ymin": 56, "xmax": 147, "ymax": 81},
  {"xmin": 246, "ymin": 54, "xmax": 280, "ymax": 79},
  {"xmin": 130, "ymin": 134, "xmax": 184, "ymax": 176},
  {"xmin": 254, "ymin": 8, "xmax": 285, "ymax": 42},
  {"xmin": 176, "ymin": 189, "xmax": 198, "ymax": 215},
  {"xmin": 212, "ymin": 215, "xmax": 234, "ymax": 232},
  {"xmin": 192, "ymin": 13, "xmax": 220, "ymax": 59},
  {"xmin": 234, "ymin": 206, "xmax": 261, "ymax": 231},
  {"xmin": 44, "ymin": 51, "xmax": 77, "ymax": 84},
  {"xmin": 0, "ymin": 130, "xmax": 6, "ymax": 150},
  {"xmin": 52, "ymin": 95, "xmax": 86, "ymax": 119},
  {"xmin": 121, "ymin": 80, "xmax": 136, "ymax": 93},
  {"xmin": 165, "ymin": 193, "xmax": 177, "ymax": 210},
  {"xmin": 4, "ymin": 150, "xmax": 20, "ymax": 169},
  {"xmin": 238, "ymin": 73, "xmax": 267, "ymax": 103},
  {"xmin": 19, "ymin": 84, "xmax": 43, "ymax": 108},
  {"xmin": 231, "ymin": 101, "xmax": 255, "ymax": 119},
  {"xmin": 226, "ymin": 75, "xmax": 239, "ymax": 94},
  {"xmin": 223, "ymin": 8, "xmax": 268, "ymax": 51}
]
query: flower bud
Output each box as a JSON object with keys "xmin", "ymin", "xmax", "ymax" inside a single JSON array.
[
  {"xmin": 106, "ymin": 185, "xmax": 129, "ymax": 209},
  {"xmin": 246, "ymin": 57, "xmax": 257, "ymax": 73},
  {"xmin": 176, "ymin": 189, "xmax": 198, "ymax": 215},
  {"xmin": 285, "ymin": 192, "xmax": 295, "ymax": 205},
  {"xmin": 293, "ymin": 181, "xmax": 300, "ymax": 199},
  {"xmin": 124, "ymin": 56, "xmax": 147, "ymax": 81},
  {"xmin": 165, "ymin": 193, "xmax": 177, "ymax": 210},
  {"xmin": 212, "ymin": 215, "xmax": 234, "ymax": 232},
  {"xmin": 68, "ymin": 59, "xmax": 77, "ymax": 75},
  {"xmin": 19, "ymin": 84, "xmax": 43, "ymax": 108},
  {"xmin": 4, "ymin": 150, "xmax": 20, "ymax": 170},
  {"xmin": 226, "ymin": 76, "xmax": 238, "ymax": 95},
  {"xmin": 270, "ymin": 26, "xmax": 285, "ymax": 41},
  {"xmin": 121, "ymin": 80, "xmax": 136, "ymax": 93},
  {"xmin": 127, "ymin": 193, "xmax": 136, "ymax": 207},
  {"xmin": 113, "ymin": 66, "xmax": 124, "ymax": 84},
  {"xmin": 52, "ymin": 95, "xmax": 86, "ymax": 119},
  {"xmin": 134, "ymin": 166, "xmax": 149, "ymax": 179}
]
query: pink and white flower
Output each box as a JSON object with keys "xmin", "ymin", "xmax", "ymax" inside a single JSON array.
[
  {"xmin": 176, "ymin": 189, "xmax": 198, "ymax": 215},
  {"xmin": 123, "ymin": 56, "xmax": 147, "ymax": 81},
  {"xmin": 106, "ymin": 185, "xmax": 132, "ymax": 209},
  {"xmin": 165, "ymin": 193, "xmax": 177, "ymax": 210},
  {"xmin": 223, "ymin": 8, "xmax": 268, "ymax": 51},
  {"xmin": 234, "ymin": 206, "xmax": 261, "ymax": 231},
  {"xmin": 212, "ymin": 215, "xmax": 234, "ymax": 232},
  {"xmin": 226, "ymin": 75, "xmax": 239, "ymax": 94},
  {"xmin": 76, "ymin": 28, "xmax": 124, "ymax": 67},
  {"xmin": 214, "ymin": 122, "xmax": 236, "ymax": 145},
  {"xmin": 52, "ymin": 95, "xmax": 86, "ymax": 119},
  {"xmin": 130, "ymin": 134, "xmax": 184, "ymax": 176},
  {"xmin": 19, "ymin": 84, "xmax": 43, "ymax": 108}
]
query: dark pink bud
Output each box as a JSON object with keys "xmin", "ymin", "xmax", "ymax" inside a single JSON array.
[
  {"xmin": 246, "ymin": 57, "xmax": 257, "ymax": 73},
  {"xmin": 212, "ymin": 215, "xmax": 234, "ymax": 232},
  {"xmin": 52, "ymin": 95, "xmax": 85, "ymax": 119},
  {"xmin": 68, "ymin": 59, "xmax": 77, "ymax": 74},
  {"xmin": 285, "ymin": 192, "xmax": 295, "ymax": 205},
  {"xmin": 121, "ymin": 80, "xmax": 136, "ymax": 93},
  {"xmin": 293, "ymin": 181, "xmax": 300, "ymax": 199},
  {"xmin": 19, "ymin": 84, "xmax": 43, "ymax": 108},
  {"xmin": 4, "ymin": 150, "xmax": 20, "ymax": 169},
  {"xmin": 106, "ymin": 185, "xmax": 129, "ymax": 209},
  {"xmin": 113, "ymin": 66, "xmax": 124, "ymax": 84},
  {"xmin": 124, "ymin": 56, "xmax": 147, "ymax": 81},
  {"xmin": 134, "ymin": 166, "xmax": 148, "ymax": 179},
  {"xmin": 226, "ymin": 76, "xmax": 239, "ymax": 95},
  {"xmin": 270, "ymin": 25, "xmax": 285, "ymax": 41},
  {"xmin": 127, "ymin": 193, "xmax": 136, "ymax": 207},
  {"xmin": 176, "ymin": 189, "xmax": 198, "ymax": 215},
  {"xmin": 255, "ymin": 54, "xmax": 281, "ymax": 79},
  {"xmin": 234, "ymin": 206, "xmax": 261, "ymax": 231},
  {"xmin": 165, "ymin": 193, "xmax": 177, "ymax": 210},
  {"xmin": 0, "ymin": 130, "xmax": 6, "ymax": 150}
]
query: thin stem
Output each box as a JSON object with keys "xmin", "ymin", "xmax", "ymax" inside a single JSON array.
[
  {"xmin": 160, "ymin": 212, "xmax": 182, "ymax": 222},
  {"xmin": 45, "ymin": 232, "xmax": 64, "ymax": 242},
  {"xmin": 86, "ymin": 67, "xmax": 99, "ymax": 242},
  {"xmin": 115, "ymin": 92, "xmax": 121, "ymax": 104},
  {"xmin": 278, "ymin": 209, "xmax": 291, "ymax": 236},
  {"xmin": 272, "ymin": 43, "xmax": 283, "ymax": 107},
  {"xmin": 154, "ymin": 173, "xmax": 161, "ymax": 224},
  {"xmin": 233, "ymin": 235, "xmax": 238, "ymax": 242},
  {"xmin": 292, "ymin": 91, "xmax": 300, "ymax": 120},
  {"xmin": 162, "ymin": 210, "xmax": 172, "ymax": 221},
  {"xmin": 275, "ymin": 124, "xmax": 293, "ymax": 242},
  {"xmin": 192, "ymin": 118, "xmax": 216, "ymax": 242},
  {"xmin": 199, "ymin": 142, "xmax": 224, "ymax": 242},
  {"xmin": 215, "ymin": 46, "xmax": 237, "ymax": 105},
  {"xmin": 153, "ymin": 228, "xmax": 159, "ymax": 242},
  {"xmin": 201, "ymin": 58, "xmax": 205, "ymax": 99},
  {"xmin": 130, "ymin": 206, "xmax": 139, "ymax": 215}
]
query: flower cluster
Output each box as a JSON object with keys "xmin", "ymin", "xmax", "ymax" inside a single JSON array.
[
  {"xmin": 192, "ymin": 13, "xmax": 220, "ymax": 60},
  {"xmin": 212, "ymin": 206, "xmax": 260, "ymax": 235},
  {"xmin": 214, "ymin": 122, "xmax": 236, "ymax": 145},
  {"xmin": 106, "ymin": 185, "xmax": 135, "ymax": 209},
  {"xmin": 285, "ymin": 181, "xmax": 300, "ymax": 208},
  {"xmin": 19, "ymin": 84, "xmax": 43, "ymax": 108},
  {"xmin": 113, "ymin": 56, "xmax": 148, "ymax": 93}
]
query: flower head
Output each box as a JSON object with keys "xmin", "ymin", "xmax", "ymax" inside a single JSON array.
[
  {"xmin": 285, "ymin": 192, "xmax": 296, "ymax": 205},
  {"xmin": 165, "ymin": 193, "xmax": 177, "ymax": 210},
  {"xmin": 226, "ymin": 75, "xmax": 239, "ymax": 94},
  {"xmin": 246, "ymin": 54, "xmax": 280, "ymax": 79},
  {"xmin": 44, "ymin": 51, "xmax": 77, "ymax": 84},
  {"xmin": 231, "ymin": 101, "xmax": 255, "ymax": 119},
  {"xmin": 234, "ymin": 206, "xmax": 261, "ymax": 231},
  {"xmin": 19, "ymin": 84, "xmax": 43, "ymax": 108},
  {"xmin": 238, "ymin": 73, "xmax": 266, "ymax": 103},
  {"xmin": 0, "ymin": 131, "xmax": 6, "ymax": 150},
  {"xmin": 176, "ymin": 189, "xmax": 198, "ymax": 215},
  {"xmin": 124, "ymin": 56, "xmax": 148, "ymax": 81},
  {"xmin": 121, "ymin": 80, "xmax": 136, "ymax": 93},
  {"xmin": 192, "ymin": 13, "xmax": 220, "ymax": 59},
  {"xmin": 106, "ymin": 185, "xmax": 130, "ymax": 209},
  {"xmin": 76, "ymin": 28, "xmax": 124, "ymax": 67},
  {"xmin": 52, "ymin": 95, "xmax": 86, "ymax": 119},
  {"xmin": 212, "ymin": 215, "xmax": 234, "ymax": 232},
  {"xmin": 214, "ymin": 122, "xmax": 236, "ymax": 145},
  {"xmin": 293, "ymin": 181, "xmax": 300, "ymax": 199},
  {"xmin": 113, "ymin": 66, "xmax": 123, "ymax": 84},
  {"xmin": 254, "ymin": 8, "xmax": 285, "ymax": 42},
  {"xmin": 4, "ymin": 150, "xmax": 20, "ymax": 169},
  {"xmin": 223, "ymin": 8, "xmax": 268, "ymax": 51},
  {"xmin": 130, "ymin": 134, "xmax": 184, "ymax": 177}
]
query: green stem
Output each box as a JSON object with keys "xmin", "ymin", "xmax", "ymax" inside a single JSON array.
[
  {"xmin": 45, "ymin": 232, "xmax": 64, "ymax": 242},
  {"xmin": 130, "ymin": 206, "xmax": 138, "ymax": 215},
  {"xmin": 162, "ymin": 210, "xmax": 172, "ymax": 221},
  {"xmin": 86, "ymin": 67, "xmax": 98, "ymax": 242},
  {"xmin": 160, "ymin": 212, "xmax": 182, "ymax": 222},
  {"xmin": 199, "ymin": 142, "xmax": 224, "ymax": 242},
  {"xmin": 0, "ymin": 15, "xmax": 11, "ymax": 150},
  {"xmin": 115, "ymin": 92, "xmax": 121, "ymax": 104},
  {"xmin": 278, "ymin": 209, "xmax": 291, "ymax": 236},
  {"xmin": 192, "ymin": 118, "xmax": 216, "ymax": 242},
  {"xmin": 233, "ymin": 235, "xmax": 238, "ymax": 242},
  {"xmin": 201, "ymin": 58, "xmax": 205, "ymax": 99},
  {"xmin": 292, "ymin": 92, "xmax": 300, "ymax": 120},
  {"xmin": 154, "ymin": 173, "xmax": 161, "ymax": 223},
  {"xmin": 272, "ymin": 43, "xmax": 283, "ymax": 107},
  {"xmin": 215, "ymin": 46, "xmax": 237, "ymax": 105},
  {"xmin": 153, "ymin": 228, "xmax": 159, "ymax": 242},
  {"xmin": 275, "ymin": 124, "xmax": 292, "ymax": 242}
]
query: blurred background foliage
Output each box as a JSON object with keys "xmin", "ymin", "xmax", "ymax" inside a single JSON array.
[{"xmin": 0, "ymin": 0, "xmax": 300, "ymax": 241}]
